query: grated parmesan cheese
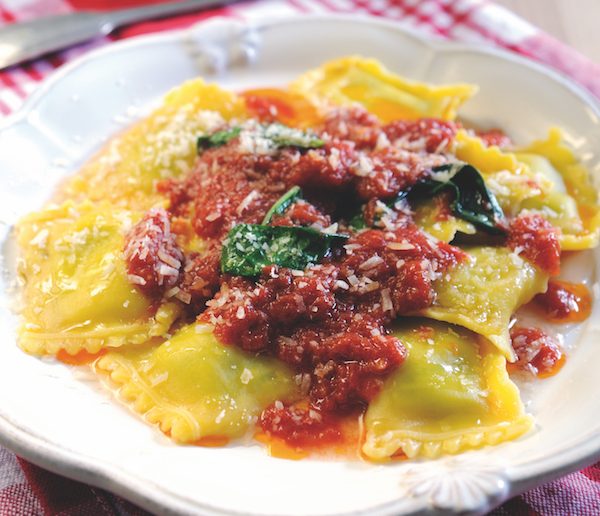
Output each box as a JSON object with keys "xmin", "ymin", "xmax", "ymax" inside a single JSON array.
[
  {"xmin": 387, "ymin": 241, "xmax": 415, "ymax": 251},
  {"xmin": 236, "ymin": 190, "xmax": 259, "ymax": 215},
  {"xmin": 175, "ymin": 290, "xmax": 192, "ymax": 304},
  {"xmin": 359, "ymin": 255, "xmax": 384, "ymax": 270},
  {"xmin": 380, "ymin": 288, "xmax": 393, "ymax": 313},
  {"xmin": 328, "ymin": 147, "xmax": 341, "ymax": 169},
  {"xmin": 335, "ymin": 280, "xmax": 350, "ymax": 290},
  {"xmin": 164, "ymin": 286, "xmax": 181, "ymax": 299},
  {"xmin": 240, "ymin": 368, "xmax": 254, "ymax": 384},
  {"xmin": 30, "ymin": 229, "xmax": 49, "ymax": 250},
  {"xmin": 158, "ymin": 249, "xmax": 181, "ymax": 268},
  {"xmin": 150, "ymin": 372, "xmax": 169, "ymax": 386},
  {"xmin": 127, "ymin": 274, "xmax": 147, "ymax": 285},
  {"xmin": 215, "ymin": 409, "xmax": 226, "ymax": 424},
  {"xmin": 353, "ymin": 154, "xmax": 374, "ymax": 177}
]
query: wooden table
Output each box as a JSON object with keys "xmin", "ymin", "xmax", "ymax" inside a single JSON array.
[{"xmin": 495, "ymin": 0, "xmax": 599, "ymax": 63}]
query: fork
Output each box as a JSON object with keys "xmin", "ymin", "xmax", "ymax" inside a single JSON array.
[{"xmin": 0, "ymin": 0, "xmax": 238, "ymax": 70}]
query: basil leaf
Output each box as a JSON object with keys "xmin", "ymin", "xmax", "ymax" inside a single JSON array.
[
  {"xmin": 348, "ymin": 191, "xmax": 410, "ymax": 230},
  {"xmin": 197, "ymin": 124, "xmax": 323, "ymax": 156},
  {"xmin": 348, "ymin": 212, "xmax": 368, "ymax": 230},
  {"xmin": 222, "ymin": 224, "xmax": 348, "ymax": 277},
  {"xmin": 197, "ymin": 127, "xmax": 241, "ymax": 152},
  {"xmin": 411, "ymin": 163, "xmax": 506, "ymax": 234},
  {"xmin": 262, "ymin": 186, "xmax": 302, "ymax": 224},
  {"xmin": 349, "ymin": 163, "xmax": 506, "ymax": 235},
  {"xmin": 263, "ymin": 123, "xmax": 324, "ymax": 149}
]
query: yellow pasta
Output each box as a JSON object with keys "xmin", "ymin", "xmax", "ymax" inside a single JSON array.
[
  {"xmin": 95, "ymin": 324, "xmax": 298, "ymax": 443},
  {"xmin": 16, "ymin": 201, "xmax": 180, "ymax": 355},
  {"xmin": 291, "ymin": 56, "xmax": 476, "ymax": 122},
  {"xmin": 453, "ymin": 130, "xmax": 553, "ymax": 212},
  {"xmin": 519, "ymin": 128, "xmax": 600, "ymax": 250},
  {"xmin": 61, "ymin": 79, "xmax": 247, "ymax": 211},
  {"xmin": 454, "ymin": 129, "xmax": 598, "ymax": 249},
  {"xmin": 412, "ymin": 198, "xmax": 476, "ymax": 242},
  {"xmin": 417, "ymin": 247, "xmax": 549, "ymax": 360},
  {"xmin": 363, "ymin": 320, "xmax": 532, "ymax": 460}
]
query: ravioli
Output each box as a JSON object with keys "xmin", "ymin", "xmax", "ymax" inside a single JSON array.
[
  {"xmin": 518, "ymin": 128, "xmax": 600, "ymax": 250},
  {"xmin": 95, "ymin": 324, "xmax": 298, "ymax": 443},
  {"xmin": 454, "ymin": 129, "xmax": 598, "ymax": 249},
  {"xmin": 61, "ymin": 79, "xmax": 247, "ymax": 210},
  {"xmin": 454, "ymin": 129, "xmax": 521, "ymax": 174},
  {"xmin": 362, "ymin": 320, "xmax": 533, "ymax": 460},
  {"xmin": 516, "ymin": 153, "xmax": 583, "ymax": 235},
  {"xmin": 453, "ymin": 130, "xmax": 553, "ymax": 213},
  {"xmin": 17, "ymin": 201, "xmax": 180, "ymax": 356},
  {"xmin": 290, "ymin": 56, "xmax": 476, "ymax": 122},
  {"xmin": 14, "ymin": 58, "xmax": 596, "ymax": 461},
  {"xmin": 418, "ymin": 247, "xmax": 549, "ymax": 360}
]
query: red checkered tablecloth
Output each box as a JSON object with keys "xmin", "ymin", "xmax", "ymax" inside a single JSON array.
[{"xmin": 0, "ymin": 1, "xmax": 599, "ymax": 515}]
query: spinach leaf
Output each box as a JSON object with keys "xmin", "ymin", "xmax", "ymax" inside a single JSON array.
[
  {"xmin": 197, "ymin": 127, "xmax": 241, "ymax": 152},
  {"xmin": 348, "ymin": 191, "xmax": 410, "ymax": 230},
  {"xmin": 349, "ymin": 162, "xmax": 506, "ymax": 235},
  {"xmin": 197, "ymin": 124, "xmax": 323, "ymax": 155},
  {"xmin": 263, "ymin": 123, "xmax": 324, "ymax": 149},
  {"xmin": 221, "ymin": 224, "xmax": 348, "ymax": 277},
  {"xmin": 348, "ymin": 211, "xmax": 368, "ymax": 230},
  {"xmin": 262, "ymin": 186, "xmax": 302, "ymax": 224},
  {"xmin": 411, "ymin": 163, "xmax": 506, "ymax": 234}
]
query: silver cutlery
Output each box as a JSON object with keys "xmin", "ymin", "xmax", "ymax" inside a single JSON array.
[{"xmin": 0, "ymin": 0, "xmax": 238, "ymax": 70}]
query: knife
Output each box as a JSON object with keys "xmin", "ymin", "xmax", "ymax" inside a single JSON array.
[{"xmin": 0, "ymin": 0, "xmax": 239, "ymax": 71}]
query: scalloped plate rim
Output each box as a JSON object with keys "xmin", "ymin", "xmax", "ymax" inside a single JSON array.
[{"xmin": 0, "ymin": 13, "xmax": 599, "ymax": 516}]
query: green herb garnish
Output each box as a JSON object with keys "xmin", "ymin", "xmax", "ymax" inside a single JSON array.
[
  {"xmin": 349, "ymin": 162, "xmax": 506, "ymax": 234},
  {"xmin": 262, "ymin": 123, "xmax": 324, "ymax": 149},
  {"xmin": 262, "ymin": 186, "xmax": 302, "ymax": 224},
  {"xmin": 348, "ymin": 211, "xmax": 368, "ymax": 230},
  {"xmin": 221, "ymin": 224, "xmax": 348, "ymax": 277},
  {"xmin": 197, "ymin": 123, "xmax": 323, "ymax": 155},
  {"xmin": 348, "ymin": 190, "xmax": 410, "ymax": 230},
  {"xmin": 197, "ymin": 127, "xmax": 241, "ymax": 152},
  {"xmin": 411, "ymin": 163, "xmax": 506, "ymax": 234}
]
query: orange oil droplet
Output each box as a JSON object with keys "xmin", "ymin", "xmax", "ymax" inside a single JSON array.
[
  {"xmin": 537, "ymin": 353, "xmax": 567, "ymax": 379},
  {"xmin": 534, "ymin": 280, "xmax": 592, "ymax": 323},
  {"xmin": 56, "ymin": 349, "xmax": 106, "ymax": 365},
  {"xmin": 194, "ymin": 435, "xmax": 230, "ymax": 448}
]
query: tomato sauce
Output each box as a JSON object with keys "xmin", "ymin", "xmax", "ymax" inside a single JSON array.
[
  {"xmin": 507, "ymin": 213, "xmax": 561, "ymax": 275},
  {"xmin": 123, "ymin": 104, "xmax": 569, "ymax": 449},
  {"xmin": 257, "ymin": 406, "xmax": 364, "ymax": 459},
  {"xmin": 259, "ymin": 403, "xmax": 343, "ymax": 448},
  {"xmin": 476, "ymin": 128, "xmax": 512, "ymax": 148},
  {"xmin": 534, "ymin": 280, "xmax": 592, "ymax": 323},
  {"xmin": 509, "ymin": 326, "xmax": 565, "ymax": 377},
  {"xmin": 384, "ymin": 118, "xmax": 458, "ymax": 153},
  {"xmin": 124, "ymin": 208, "xmax": 184, "ymax": 296},
  {"xmin": 242, "ymin": 88, "xmax": 321, "ymax": 128}
]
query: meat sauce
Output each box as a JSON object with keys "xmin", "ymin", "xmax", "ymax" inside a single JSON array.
[
  {"xmin": 509, "ymin": 326, "xmax": 565, "ymax": 377},
  {"xmin": 123, "ymin": 95, "xmax": 574, "ymax": 450},
  {"xmin": 477, "ymin": 129, "xmax": 512, "ymax": 148},
  {"xmin": 507, "ymin": 213, "xmax": 561, "ymax": 276},
  {"xmin": 124, "ymin": 208, "xmax": 184, "ymax": 297}
]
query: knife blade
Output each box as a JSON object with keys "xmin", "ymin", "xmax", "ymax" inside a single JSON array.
[{"xmin": 0, "ymin": 0, "xmax": 238, "ymax": 71}]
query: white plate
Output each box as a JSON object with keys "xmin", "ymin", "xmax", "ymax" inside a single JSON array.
[{"xmin": 1, "ymin": 15, "xmax": 599, "ymax": 516}]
